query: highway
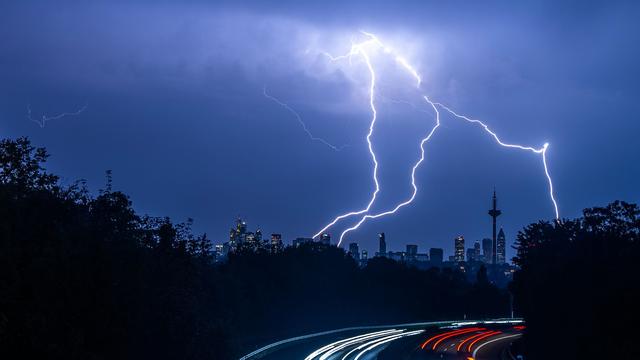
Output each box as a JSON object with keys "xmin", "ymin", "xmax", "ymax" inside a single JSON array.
[{"xmin": 240, "ymin": 320, "xmax": 524, "ymax": 360}]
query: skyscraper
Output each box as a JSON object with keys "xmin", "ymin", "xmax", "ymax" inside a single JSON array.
[
  {"xmin": 378, "ymin": 232, "xmax": 386, "ymax": 255},
  {"xmin": 482, "ymin": 238, "xmax": 493, "ymax": 263},
  {"xmin": 320, "ymin": 233, "xmax": 331, "ymax": 246},
  {"xmin": 474, "ymin": 241, "xmax": 481, "ymax": 260},
  {"xmin": 454, "ymin": 236, "xmax": 465, "ymax": 262},
  {"xmin": 270, "ymin": 233, "xmax": 282, "ymax": 249},
  {"xmin": 497, "ymin": 228, "xmax": 506, "ymax": 264},
  {"xmin": 488, "ymin": 190, "xmax": 502, "ymax": 264},
  {"xmin": 229, "ymin": 217, "xmax": 247, "ymax": 248},
  {"xmin": 406, "ymin": 244, "xmax": 418, "ymax": 261},
  {"xmin": 349, "ymin": 242, "xmax": 360, "ymax": 260},
  {"xmin": 293, "ymin": 237, "xmax": 313, "ymax": 247},
  {"xmin": 466, "ymin": 248, "xmax": 476, "ymax": 262}
]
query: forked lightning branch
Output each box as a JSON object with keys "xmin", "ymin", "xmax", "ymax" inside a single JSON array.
[{"xmin": 303, "ymin": 32, "xmax": 560, "ymax": 246}]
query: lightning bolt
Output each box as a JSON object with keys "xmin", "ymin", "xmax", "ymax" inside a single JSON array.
[
  {"xmin": 27, "ymin": 104, "xmax": 87, "ymax": 128},
  {"xmin": 310, "ymin": 31, "xmax": 560, "ymax": 246},
  {"xmin": 432, "ymin": 103, "xmax": 559, "ymax": 220},
  {"xmin": 263, "ymin": 86, "xmax": 348, "ymax": 151},
  {"xmin": 312, "ymin": 33, "xmax": 384, "ymax": 239}
]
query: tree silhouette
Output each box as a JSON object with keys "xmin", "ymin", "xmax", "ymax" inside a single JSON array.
[{"xmin": 511, "ymin": 201, "xmax": 640, "ymax": 359}]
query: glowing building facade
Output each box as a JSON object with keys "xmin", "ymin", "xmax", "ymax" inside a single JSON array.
[
  {"xmin": 497, "ymin": 228, "xmax": 506, "ymax": 264},
  {"xmin": 454, "ymin": 235, "xmax": 465, "ymax": 262}
]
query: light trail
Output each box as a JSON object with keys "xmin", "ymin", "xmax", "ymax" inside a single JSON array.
[
  {"xmin": 432, "ymin": 327, "xmax": 489, "ymax": 351},
  {"xmin": 303, "ymin": 329, "xmax": 402, "ymax": 360},
  {"xmin": 341, "ymin": 329, "xmax": 424, "ymax": 360},
  {"xmin": 27, "ymin": 104, "xmax": 87, "ymax": 128},
  {"xmin": 317, "ymin": 329, "xmax": 403, "ymax": 360},
  {"xmin": 351, "ymin": 329, "xmax": 424, "ymax": 360},
  {"xmin": 457, "ymin": 331, "xmax": 493, "ymax": 352},
  {"xmin": 421, "ymin": 327, "xmax": 485, "ymax": 349},
  {"xmin": 467, "ymin": 331, "xmax": 502, "ymax": 353},
  {"xmin": 471, "ymin": 333, "xmax": 521, "ymax": 359},
  {"xmin": 263, "ymin": 86, "xmax": 348, "ymax": 151},
  {"xmin": 311, "ymin": 31, "xmax": 561, "ymax": 245}
]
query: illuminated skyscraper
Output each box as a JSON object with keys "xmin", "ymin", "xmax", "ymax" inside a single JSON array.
[
  {"xmin": 270, "ymin": 233, "xmax": 282, "ymax": 248},
  {"xmin": 229, "ymin": 217, "xmax": 247, "ymax": 248},
  {"xmin": 214, "ymin": 244, "xmax": 225, "ymax": 260},
  {"xmin": 349, "ymin": 242, "xmax": 360, "ymax": 260},
  {"xmin": 454, "ymin": 236, "xmax": 465, "ymax": 262},
  {"xmin": 497, "ymin": 228, "xmax": 506, "ymax": 264},
  {"xmin": 378, "ymin": 232, "xmax": 386, "ymax": 255}
]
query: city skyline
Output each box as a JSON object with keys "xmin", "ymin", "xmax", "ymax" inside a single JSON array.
[{"xmin": 218, "ymin": 189, "xmax": 514, "ymax": 263}]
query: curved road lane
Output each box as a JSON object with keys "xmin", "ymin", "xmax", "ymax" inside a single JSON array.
[{"xmin": 240, "ymin": 319, "xmax": 524, "ymax": 360}]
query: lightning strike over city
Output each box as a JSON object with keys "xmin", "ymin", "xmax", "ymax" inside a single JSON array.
[
  {"xmin": 312, "ymin": 32, "xmax": 560, "ymax": 246},
  {"xmin": 3, "ymin": 2, "xmax": 637, "ymax": 359}
]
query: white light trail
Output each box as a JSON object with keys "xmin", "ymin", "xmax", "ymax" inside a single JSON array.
[
  {"xmin": 263, "ymin": 86, "xmax": 348, "ymax": 151},
  {"xmin": 344, "ymin": 329, "xmax": 424, "ymax": 360},
  {"xmin": 27, "ymin": 104, "xmax": 87, "ymax": 128},
  {"xmin": 471, "ymin": 333, "xmax": 522, "ymax": 358},
  {"xmin": 309, "ymin": 329, "xmax": 403, "ymax": 360},
  {"xmin": 311, "ymin": 31, "xmax": 561, "ymax": 245}
]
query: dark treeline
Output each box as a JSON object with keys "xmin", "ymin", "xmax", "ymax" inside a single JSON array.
[
  {"xmin": 511, "ymin": 200, "xmax": 640, "ymax": 359},
  {"xmin": 0, "ymin": 137, "xmax": 508, "ymax": 360}
]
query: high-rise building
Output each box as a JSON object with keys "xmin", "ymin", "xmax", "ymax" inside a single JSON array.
[
  {"xmin": 482, "ymin": 238, "xmax": 493, "ymax": 263},
  {"xmin": 255, "ymin": 229, "xmax": 262, "ymax": 242},
  {"xmin": 361, "ymin": 250, "xmax": 368, "ymax": 261},
  {"xmin": 270, "ymin": 233, "xmax": 282, "ymax": 248},
  {"xmin": 474, "ymin": 241, "xmax": 481, "ymax": 260},
  {"xmin": 229, "ymin": 217, "xmax": 248, "ymax": 248},
  {"xmin": 320, "ymin": 233, "xmax": 331, "ymax": 246},
  {"xmin": 378, "ymin": 232, "xmax": 386, "ymax": 255},
  {"xmin": 349, "ymin": 242, "xmax": 360, "ymax": 260},
  {"xmin": 497, "ymin": 228, "xmax": 506, "ymax": 264},
  {"xmin": 454, "ymin": 236, "xmax": 465, "ymax": 262},
  {"xmin": 293, "ymin": 237, "xmax": 313, "ymax": 247},
  {"xmin": 406, "ymin": 244, "xmax": 418, "ymax": 261},
  {"xmin": 488, "ymin": 190, "xmax": 502, "ymax": 264},
  {"xmin": 466, "ymin": 248, "xmax": 476, "ymax": 262},
  {"xmin": 245, "ymin": 232, "xmax": 256, "ymax": 244},
  {"xmin": 214, "ymin": 244, "xmax": 225, "ymax": 260},
  {"xmin": 430, "ymin": 248, "xmax": 443, "ymax": 264}
]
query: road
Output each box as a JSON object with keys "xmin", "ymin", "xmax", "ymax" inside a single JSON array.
[{"xmin": 240, "ymin": 320, "xmax": 525, "ymax": 360}]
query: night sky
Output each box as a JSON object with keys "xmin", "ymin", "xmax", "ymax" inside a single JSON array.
[{"xmin": 1, "ymin": 1, "xmax": 639, "ymax": 257}]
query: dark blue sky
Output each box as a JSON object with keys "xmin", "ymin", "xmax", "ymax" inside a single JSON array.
[{"xmin": 1, "ymin": 0, "xmax": 639, "ymax": 257}]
